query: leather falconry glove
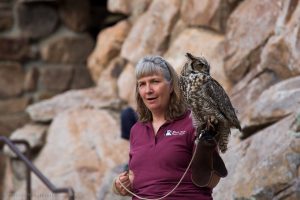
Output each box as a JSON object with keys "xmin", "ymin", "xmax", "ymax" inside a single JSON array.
[{"xmin": 191, "ymin": 130, "xmax": 228, "ymax": 188}]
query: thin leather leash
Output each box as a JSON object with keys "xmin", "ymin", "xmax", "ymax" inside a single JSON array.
[{"xmin": 118, "ymin": 136, "xmax": 201, "ymax": 200}]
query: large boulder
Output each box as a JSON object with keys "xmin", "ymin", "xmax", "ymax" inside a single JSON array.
[
  {"xmin": 41, "ymin": 31, "xmax": 94, "ymax": 64},
  {"xmin": 87, "ymin": 20, "xmax": 131, "ymax": 82},
  {"xmin": 96, "ymin": 57, "xmax": 127, "ymax": 100},
  {"xmin": 3, "ymin": 123, "xmax": 48, "ymax": 157},
  {"xmin": 224, "ymin": 0, "xmax": 284, "ymax": 82},
  {"xmin": 108, "ymin": 0, "xmax": 152, "ymax": 17},
  {"xmin": 0, "ymin": 62, "xmax": 25, "ymax": 98},
  {"xmin": 26, "ymin": 87, "xmax": 124, "ymax": 122},
  {"xmin": 59, "ymin": 0, "xmax": 91, "ymax": 32},
  {"xmin": 121, "ymin": 0, "xmax": 181, "ymax": 64},
  {"xmin": 246, "ymin": 76, "xmax": 300, "ymax": 129},
  {"xmin": 214, "ymin": 112, "xmax": 300, "ymax": 200},
  {"xmin": 259, "ymin": 0, "xmax": 300, "ymax": 80},
  {"xmin": 16, "ymin": 2, "xmax": 59, "ymax": 39},
  {"xmin": 0, "ymin": 38, "xmax": 31, "ymax": 61},
  {"xmin": 11, "ymin": 108, "xmax": 130, "ymax": 199},
  {"xmin": 117, "ymin": 62, "xmax": 136, "ymax": 107},
  {"xmin": 180, "ymin": 0, "xmax": 242, "ymax": 32},
  {"xmin": 0, "ymin": 1, "xmax": 13, "ymax": 31}
]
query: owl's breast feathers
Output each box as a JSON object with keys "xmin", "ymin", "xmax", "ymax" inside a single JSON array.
[{"xmin": 181, "ymin": 73, "xmax": 241, "ymax": 131}]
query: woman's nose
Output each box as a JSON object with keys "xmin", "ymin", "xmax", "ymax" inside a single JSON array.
[{"xmin": 145, "ymin": 83, "xmax": 153, "ymax": 93}]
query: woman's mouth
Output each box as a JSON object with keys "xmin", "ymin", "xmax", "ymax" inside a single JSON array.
[{"xmin": 146, "ymin": 97, "xmax": 157, "ymax": 103}]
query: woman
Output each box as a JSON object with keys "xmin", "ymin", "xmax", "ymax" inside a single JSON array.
[{"xmin": 113, "ymin": 55, "xmax": 214, "ymax": 199}]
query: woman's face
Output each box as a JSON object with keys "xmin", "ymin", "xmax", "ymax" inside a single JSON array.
[{"xmin": 137, "ymin": 72, "xmax": 172, "ymax": 114}]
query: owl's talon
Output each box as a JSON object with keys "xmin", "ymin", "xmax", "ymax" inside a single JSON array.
[
  {"xmin": 208, "ymin": 116, "xmax": 218, "ymax": 125},
  {"xmin": 205, "ymin": 120, "xmax": 215, "ymax": 132}
]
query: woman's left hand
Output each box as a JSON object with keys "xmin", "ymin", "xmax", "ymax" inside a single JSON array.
[{"xmin": 114, "ymin": 170, "xmax": 134, "ymax": 196}]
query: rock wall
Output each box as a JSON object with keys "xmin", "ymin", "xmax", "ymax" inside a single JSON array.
[
  {"xmin": 0, "ymin": 0, "xmax": 126, "ymax": 137},
  {"xmin": 1, "ymin": 0, "xmax": 300, "ymax": 200},
  {"xmin": 0, "ymin": 0, "xmax": 125, "ymax": 198}
]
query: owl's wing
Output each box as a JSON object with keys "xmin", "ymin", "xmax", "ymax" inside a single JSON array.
[
  {"xmin": 179, "ymin": 75, "xmax": 185, "ymax": 90},
  {"xmin": 179, "ymin": 75, "xmax": 189, "ymax": 100},
  {"xmin": 179, "ymin": 76, "xmax": 185, "ymax": 94},
  {"xmin": 204, "ymin": 78, "xmax": 241, "ymax": 130}
]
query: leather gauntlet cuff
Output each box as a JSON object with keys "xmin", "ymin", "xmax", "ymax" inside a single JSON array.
[{"xmin": 191, "ymin": 133, "xmax": 228, "ymax": 188}]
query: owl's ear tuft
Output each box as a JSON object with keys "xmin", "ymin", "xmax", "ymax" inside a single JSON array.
[{"xmin": 186, "ymin": 52, "xmax": 196, "ymax": 60}]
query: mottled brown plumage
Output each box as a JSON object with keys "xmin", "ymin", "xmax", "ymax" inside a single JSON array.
[{"xmin": 179, "ymin": 53, "xmax": 241, "ymax": 153}]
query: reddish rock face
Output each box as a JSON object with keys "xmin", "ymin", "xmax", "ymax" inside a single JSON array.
[
  {"xmin": 180, "ymin": 0, "xmax": 241, "ymax": 33},
  {"xmin": 59, "ymin": 0, "xmax": 91, "ymax": 32},
  {"xmin": 120, "ymin": 0, "xmax": 181, "ymax": 64},
  {"xmin": 0, "ymin": 62, "xmax": 25, "ymax": 98},
  {"xmin": 224, "ymin": 0, "xmax": 284, "ymax": 83},
  {"xmin": 0, "ymin": 1, "xmax": 14, "ymax": 31},
  {"xmin": 41, "ymin": 34, "xmax": 94, "ymax": 64},
  {"xmin": 0, "ymin": 38, "xmax": 31, "ymax": 61},
  {"xmin": 2, "ymin": 0, "xmax": 300, "ymax": 199},
  {"xmin": 38, "ymin": 64, "xmax": 73, "ymax": 92},
  {"xmin": 87, "ymin": 20, "xmax": 131, "ymax": 82},
  {"xmin": 16, "ymin": 2, "xmax": 59, "ymax": 39},
  {"xmin": 214, "ymin": 113, "xmax": 300, "ymax": 200},
  {"xmin": 108, "ymin": 0, "xmax": 152, "ymax": 16}
]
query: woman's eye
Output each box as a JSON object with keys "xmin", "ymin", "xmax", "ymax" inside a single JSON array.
[{"xmin": 138, "ymin": 83, "xmax": 145, "ymax": 88}]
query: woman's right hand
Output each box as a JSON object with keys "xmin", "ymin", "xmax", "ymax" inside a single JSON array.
[{"xmin": 114, "ymin": 170, "xmax": 134, "ymax": 196}]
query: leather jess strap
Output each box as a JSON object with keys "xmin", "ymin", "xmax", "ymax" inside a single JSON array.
[{"xmin": 116, "ymin": 132, "xmax": 228, "ymax": 199}]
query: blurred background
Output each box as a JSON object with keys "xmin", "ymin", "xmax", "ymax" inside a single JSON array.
[{"xmin": 0, "ymin": 0, "xmax": 299, "ymax": 199}]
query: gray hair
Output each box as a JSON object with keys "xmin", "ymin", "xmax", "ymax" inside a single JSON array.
[
  {"xmin": 135, "ymin": 55, "xmax": 172, "ymax": 82},
  {"xmin": 135, "ymin": 55, "xmax": 187, "ymax": 122}
]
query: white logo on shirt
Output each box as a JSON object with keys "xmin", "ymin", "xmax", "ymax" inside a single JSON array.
[
  {"xmin": 165, "ymin": 130, "xmax": 172, "ymax": 136},
  {"xmin": 165, "ymin": 130, "xmax": 186, "ymax": 136}
]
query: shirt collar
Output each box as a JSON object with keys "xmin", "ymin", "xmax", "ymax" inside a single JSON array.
[{"xmin": 144, "ymin": 110, "xmax": 190, "ymax": 128}]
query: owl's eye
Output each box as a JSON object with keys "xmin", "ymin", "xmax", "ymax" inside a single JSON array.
[{"xmin": 192, "ymin": 62, "xmax": 198, "ymax": 69}]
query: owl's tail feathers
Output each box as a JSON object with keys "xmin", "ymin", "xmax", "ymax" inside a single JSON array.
[
  {"xmin": 232, "ymin": 116, "xmax": 242, "ymax": 131},
  {"xmin": 235, "ymin": 122, "xmax": 242, "ymax": 131},
  {"xmin": 238, "ymin": 124, "xmax": 242, "ymax": 131},
  {"xmin": 218, "ymin": 129, "xmax": 230, "ymax": 153}
]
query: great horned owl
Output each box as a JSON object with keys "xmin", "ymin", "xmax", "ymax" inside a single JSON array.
[{"xmin": 179, "ymin": 52, "xmax": 241, "ymax": 153}]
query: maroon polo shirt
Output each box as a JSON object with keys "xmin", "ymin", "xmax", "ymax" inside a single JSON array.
[{"xmin": 129, "ymin": 111, "xmax": 212, "ymax": 200}]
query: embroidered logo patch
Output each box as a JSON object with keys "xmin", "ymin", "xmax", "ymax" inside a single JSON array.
[
  {"xmin": 165, "ymin": 130, "xmax": 172, "ymax": 136},
  {"xmin": 165, "ymin": 130, "xmax": 186, "ymax": 136}
]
